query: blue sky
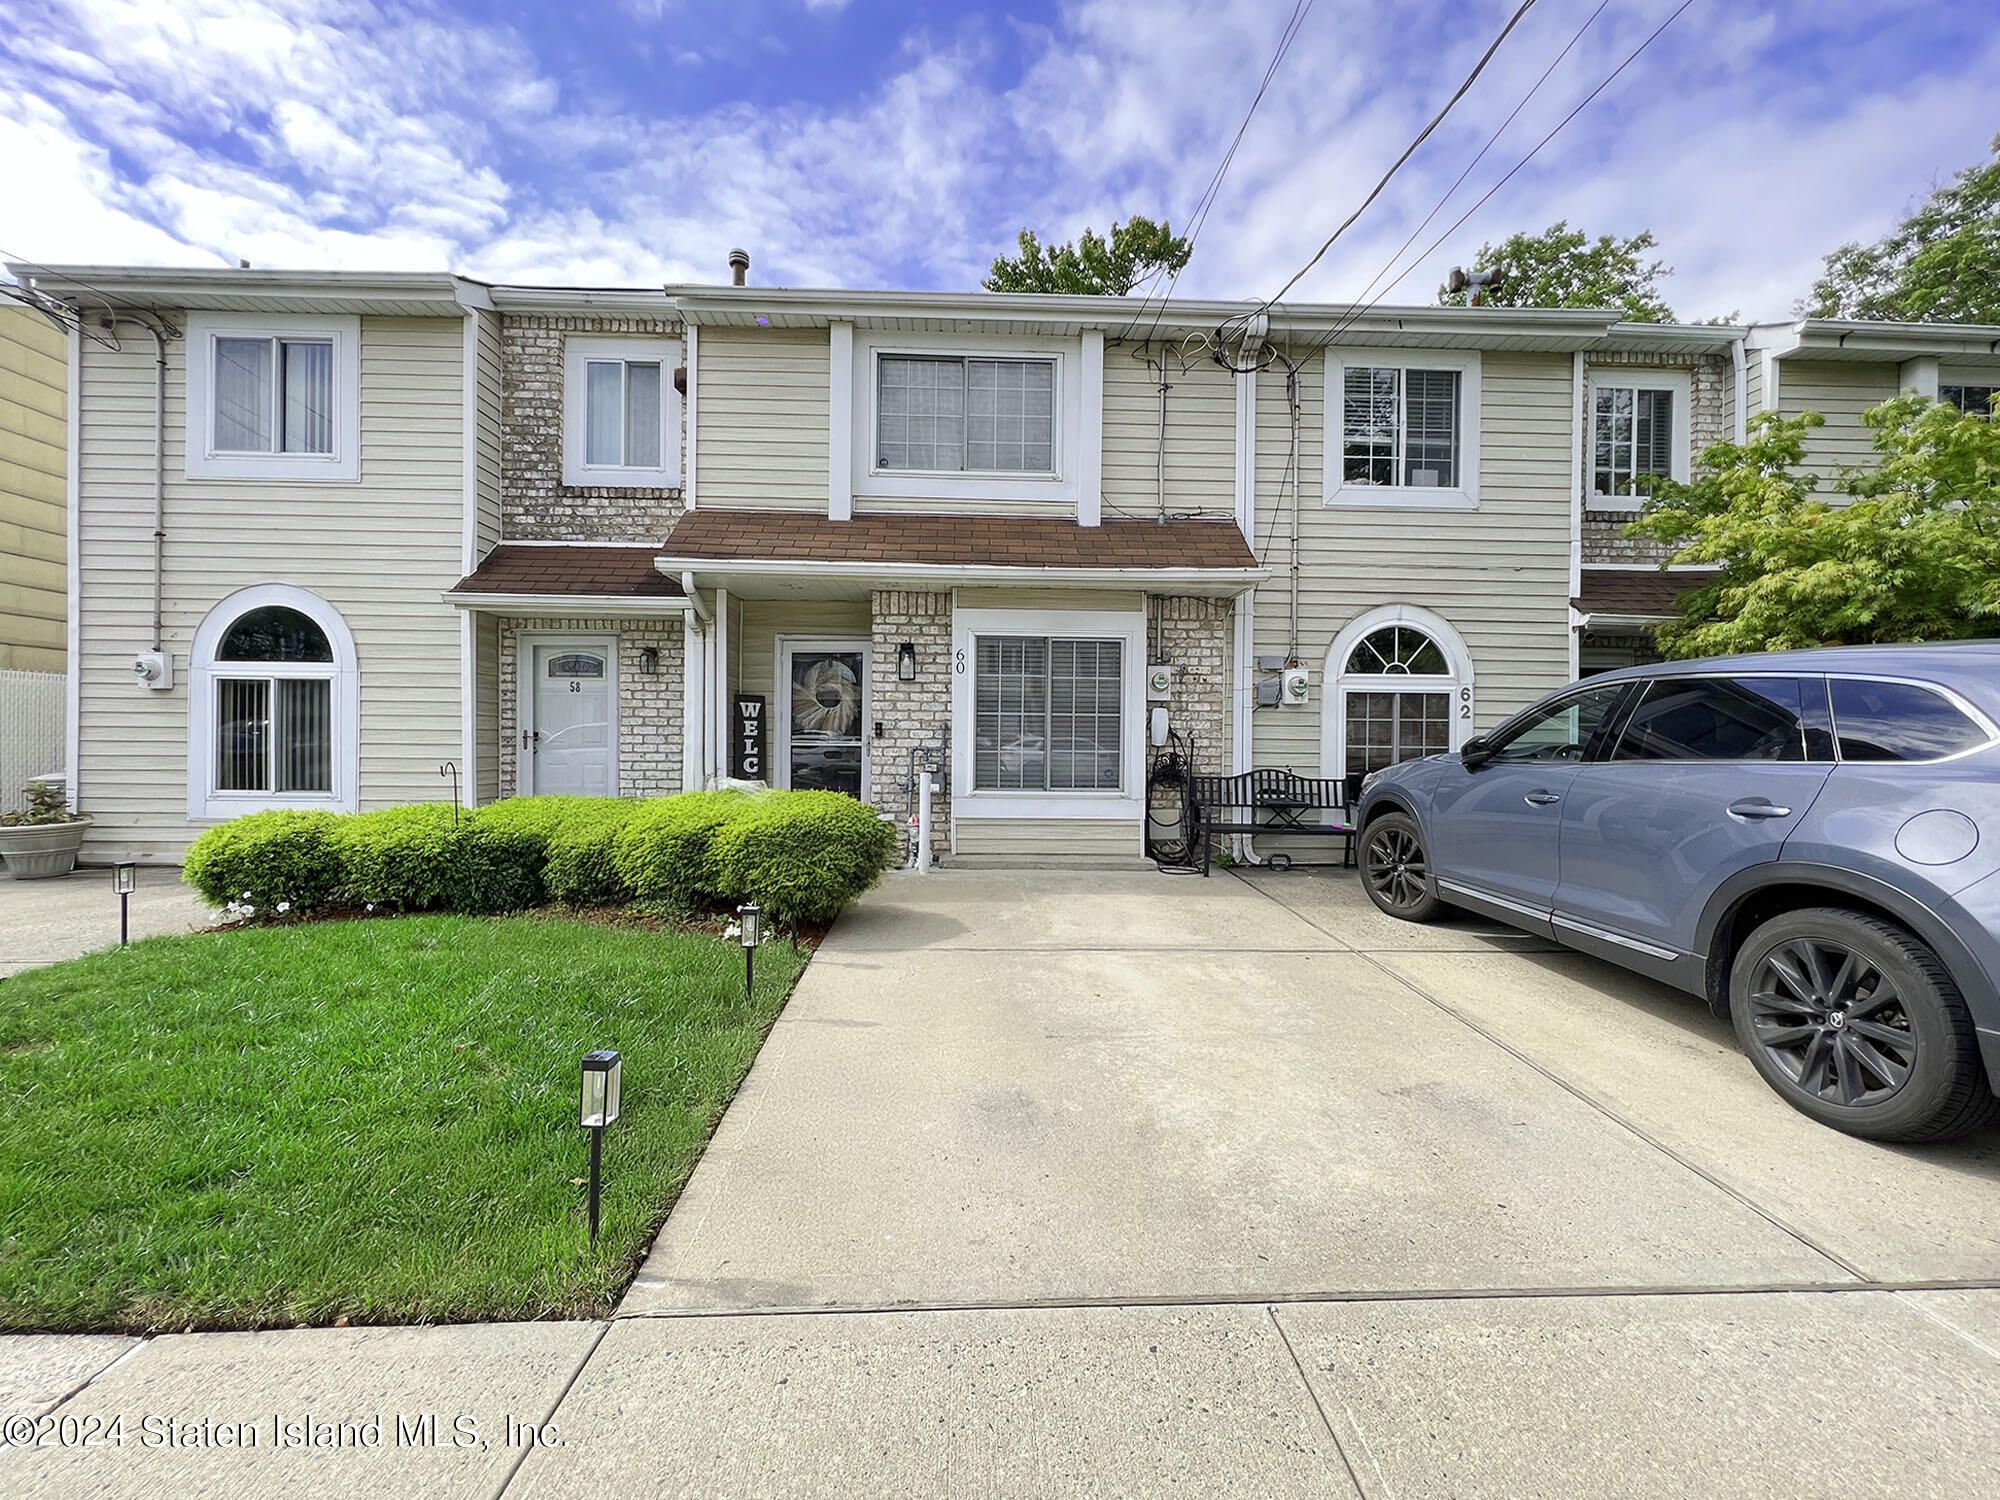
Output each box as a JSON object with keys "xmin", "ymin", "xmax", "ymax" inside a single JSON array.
[{"xmin": 2, "ymin": 0, "xmax": 1994, "ymax": 320}]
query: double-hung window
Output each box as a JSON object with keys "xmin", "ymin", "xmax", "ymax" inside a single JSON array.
[
  {"xmin": 185, "ymin": 314, "xmax": 359, "ymax": 481},
  {"xmin": 877, "ymin": 355, "xmax": 1056, "ymax": 475},
  {"xmin": 1588, "ymin": 370, "xmax": 1689, "ymax": 502},
  {"xmin": 1341, "ymin": 367, "xmax": 1460, "ymax": 489},
  {"xmin": 562, "ymin": 337, "xmax": 682, "ymax": 487},
  {"xmin": 1942, "ymin": 383, "xmax": 1998, "ymax": 418},
  {"xmin": 974, "ymin": 636, "xmax": 1122, "ymax": 791}
]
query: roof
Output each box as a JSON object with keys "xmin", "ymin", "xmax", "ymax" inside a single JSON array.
[
  {"xmin": 1574, "ymin": 567, "xmax": 1720, "ymax": 620},
  {"xmin": 1746, "ymin": 317, "xmax": 2000, "ymax": 366},
  {"xmin": 660, "ymin": 509, "xmax": 1260, "ymax": 571},
  {"xmin": 4, "ymin": 263, "xmax": 487, "ymax": 318},
  {"xmin": 448, "ymin": 544, "xmax": 687, "ymax": 603}
]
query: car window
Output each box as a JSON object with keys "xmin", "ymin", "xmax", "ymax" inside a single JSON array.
[
  {"xmin": 1487, "ymin": 683, "xmax": 1627, "ymax": 764},
  {"xmin": 1610, "ymin": 677, "xmax": 1808, "ymax": 762},
  {"xmin": 1831, "ymin": 678, "xmax": 1992, "ymax": 762}
]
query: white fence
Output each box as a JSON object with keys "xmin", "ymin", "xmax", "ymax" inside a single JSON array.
[{"xmin": 0, "ymin": 670, "xmax": 66, "ymax": 814}]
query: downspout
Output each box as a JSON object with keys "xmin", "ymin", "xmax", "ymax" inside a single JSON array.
[
  {"xmin": 681, "ymin": 572, "xmax": 713, "ymax": 788},
  {"xmin": 1154, "ymin": 350, "xmax": 1170, "ymax": 524}
]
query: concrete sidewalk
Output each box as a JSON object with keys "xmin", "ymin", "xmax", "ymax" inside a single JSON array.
[
  {"xmin": 5, "ymin": 868, "xmax": 1998, "ymax": 1498},
  {"xmin": 0, "ymin": 866, "xmax": 213, "ymax": 977}
]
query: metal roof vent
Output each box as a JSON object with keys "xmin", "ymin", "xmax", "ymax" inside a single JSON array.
[{"xmin": 728, "ymin": 248, "xmax": 750, "ymax": 286}]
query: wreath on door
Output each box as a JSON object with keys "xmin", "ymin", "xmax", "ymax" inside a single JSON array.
[{"xmin": 792, "ymin": 657, "xmax": 861, "ymax": 736}]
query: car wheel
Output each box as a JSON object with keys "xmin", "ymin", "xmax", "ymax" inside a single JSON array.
[
  {"xmin": 1730, "ymin": 907, "xmax": 2000, "ymax": 1143},
  {"xmin": 1360, "ymin": 811, "xmax": 1443, "ymax": 922}
]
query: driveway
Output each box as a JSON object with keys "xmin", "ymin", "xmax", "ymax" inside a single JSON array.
[{"xmin": 0, "ymin": 866, "xmax": 213, "ymax": 977}]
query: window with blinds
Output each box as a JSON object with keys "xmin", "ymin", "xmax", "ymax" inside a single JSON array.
[
  {"xmin": 877, "ymin": 356, "xmax": 1055, "ymax": 474},
  {"xmin": 584, "ymin": 359, "xmax": 664, "ymax": 468},
  {"xmin": 213, "ymin": 336, "xmax": 334, "ymax": 455},
  {"xmin": 1592, "ymin": 385, "xmax": 1675, "ymax": 498},
  {"xmin": 215, "ymin": 677, "xmax": 332, "ymax": 794},
  {"xmin": 974, "ymin": 636, "xmax": 1121, "ymax": 791},
  {"xmin": 1341, "ymin": 367, "xmax": 1460, "ymax": 487}
]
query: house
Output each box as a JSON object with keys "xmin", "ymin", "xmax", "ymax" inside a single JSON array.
[
  {"xmin": 0, "ymin": 300, "xmax": 69, "ymax": 811},
  {"xmin": 13, "ymin": 258, "xmax": 1996, "ymax": 866}
]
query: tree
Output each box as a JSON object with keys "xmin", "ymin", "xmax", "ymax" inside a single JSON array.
[
  {"xmin": 1627, "ymin": 399, "xmax": 2000, "ymax": 658},
  {"xmin": 983, "ymin": 216, "xmax": 1191, "ymax": 296},
  {"xmin": 1435, "ymin": 220, "xmax": 1674, "ymax": 321},
  {"xmin": 1803, "ymin": 134, "xmax": 2000, "ymax": 323}
]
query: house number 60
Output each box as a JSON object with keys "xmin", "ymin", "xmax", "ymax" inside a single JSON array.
[{"xmin": 954, "ymin": 649, "xmax": 966, "ymax": 674}]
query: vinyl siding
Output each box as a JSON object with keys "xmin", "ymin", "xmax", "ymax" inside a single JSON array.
[
  {"xmin": 1100, "ymin": 340, "xmax": 1237, "ymax": 520},
  {"xmin": 0, "ymin": 306, "xmax": 69, "ymax": 670},
  {"xmin": 474, "ymin": 611, "xmax": 500, "ymax": 803},
  {"xmin": 74, "ymin": 315, "xmax": 467, "ymax": 857},
  {"xmin": 1744, "ymin": 354, "xmax": 1763, "ymax": 420},
  {"xmin": 953, "ymin": 817, "xmax": 1140, "ymax": 858},
  {"xmin": 697, "ymin": 326, "xmax": 829, "ymax": 509},
  {"xmin": 953, "ymin": 587, "xmax": 1140, "ymax": 613},
  {"xmin": 474, "ymin": 308, "xmax": 502, "ymax": 557},
  {"xmin": 1776, "ymin": 359, "xmax": 1896, "ymax": 481},
  {"xmin": 1249, "ymin": 349, "xmax": 1575, "ymax": 778}
]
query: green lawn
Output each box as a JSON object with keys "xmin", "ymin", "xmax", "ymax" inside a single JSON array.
[{"xmin": 0, "ymin": 914, "xmax": 807, "ymax": 1332}]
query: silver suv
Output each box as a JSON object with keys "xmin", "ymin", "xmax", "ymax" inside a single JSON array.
[{"xmin": 1354, "ymin": 644, "xmax": 2000, "ymax": 1143}]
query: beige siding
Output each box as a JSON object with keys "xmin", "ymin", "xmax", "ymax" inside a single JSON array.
[
  {"xmin": 474, "ymin": 611, "xmax": 500, "ymax": 803},
  {"xmin": 75, "ymin": 315, "xmax": 467, "ymax": 857},
  {"xmin": 1777, "ymin": 359, "xmax": 1896, "ymax": 481},
  {"xmin": 697, "ymin": 326, "xmax": 829, "ymax": 509},
  {"xmin": 1, "ymin": 306, "xmax": 69, "ymax": 671},
  {"xmin": 953, "ymin": 817, "xmax": 1140, "ymax": 858},
  {"xmin": 954, "ymin": 587, "xmax": 1140, "ymax": 613},
  {"xmin": 1100, "ymin": 340, "xmax": 1237, "ymax": 520},
  {"xmin": 1249, "ymin": 349, "xmax": 1575, "ymax": 777},
  {"xmin": 474, "ymin": 309, "xmax": 502, "ymax": 556},
  {"xmin": 1743, "ymin": 352, "xmax": 1763, "ymax": 420}
]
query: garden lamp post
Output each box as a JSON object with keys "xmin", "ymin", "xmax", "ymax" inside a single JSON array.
[
  {"xmin": 113, "ymin": 861, "xmax": 137, "ymax": 946},
  {"xmin": 578, "ymin": 1049, "xmax": 622, "ymax": 1245},
  {"xmin": 738, "ymin": 902, "xmax": 763, "ymax": 1001}
]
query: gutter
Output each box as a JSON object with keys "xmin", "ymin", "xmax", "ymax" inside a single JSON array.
[
  {"xmin": 441, "ymin": 591, "xmax": 692, "ymax": 614},
  {"xmin": 654, "ymin": 557, "xmax": 1271, "ymax": 590}
]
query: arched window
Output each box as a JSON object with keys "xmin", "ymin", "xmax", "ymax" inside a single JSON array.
[
  {"xmin": 191, "ymin": 587, "xmax": 358, "ymax": 817},
  {"xmin": 1323, "ymin": 606, "xmax": 1474, "ymax": 780}
]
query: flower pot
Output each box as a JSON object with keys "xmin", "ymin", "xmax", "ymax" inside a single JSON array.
[{"xmin": 0, "ymin": 817, "xmax": 93, "ymax": 879}]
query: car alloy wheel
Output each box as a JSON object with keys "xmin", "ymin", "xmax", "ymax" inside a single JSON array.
[
  {"xmin": 1359, "ymin": 811, "xmax": 1441, "ymax": 922},
  {"xmin": 1745, "ymin": 936, "xmax": 1915, "ymax": 1108}
]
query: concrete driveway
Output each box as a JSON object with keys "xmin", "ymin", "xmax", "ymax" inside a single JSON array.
[{"xmin": 0, "ymin": 865, "xmax": 213, "ymax": 977}]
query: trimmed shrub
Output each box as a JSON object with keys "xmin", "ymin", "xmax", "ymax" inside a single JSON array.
[
  {"xmin": 541, "ymin": 800, "xmax": 644, "ymax": 907},
  {"xmin": 713, "ymin": 790, "xmax": 895, "ymax": 926},
  {"xmin": 331, "ymin": 804, "xmax": 466, "ymax": 912},
  {"xmin": 610, "ymin": 791, "xmax": 751, "ymax": 911},
  {"xmin": 471, "ymin": 796, "xmax": 625, "ymax": 908},
  {"xmin": 184, "ymin": 810, "xmax": 344, "ymax": 911}
]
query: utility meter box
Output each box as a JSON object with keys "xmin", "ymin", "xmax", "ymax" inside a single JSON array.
[
  {"xmin": 1280, "ymin": 666, "xmax": 1310, "ymax": 707},
  {"xmin": 1146, "ymin": 663, "xmax": 1173, "ymax": 701},
  {"xmin": 134, "ymin": 651, "xmax": 173, "ymax": 690}
]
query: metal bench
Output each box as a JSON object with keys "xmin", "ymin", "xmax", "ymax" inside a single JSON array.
[{"xmin": 1187, "ymin": 769, "xmax": 1356, "ymax": 875}]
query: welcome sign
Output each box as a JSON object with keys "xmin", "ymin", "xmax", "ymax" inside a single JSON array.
[{"xmin": 732, "ymin": 694, "xmax": 765, "ymax": 781}]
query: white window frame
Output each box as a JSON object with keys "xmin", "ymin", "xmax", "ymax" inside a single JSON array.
[
  {"xmin": 184, "ymin": 313, "xmax": 360, "ymax": 482},
  {"xmin": 849, "ymin": 329, "xmax": 1088, "ymax": 505},
  {"xmin": 188, "ymin": 584, "xmax": 359, "ymax": 818},
  {"xmin": 1586, "ymin": 367, "xmax": 1691, "ymax": 507},
  {"xmin": 517, "ymin": 634, "xmax": 621, "ymax": 796},
  {"xmin": 951, "ymin": 604, "xmax": 1145, "ymax": 821},
  {"xmin": 1320, "ymin": 604, "xmax": 1476, "ymax": 781},
  {"xmin": 773, "ymin": 635, "xmax": 871, "ymax": 800},
  {"xmin": 1324, "ymin": 349, "xmax": 1481, "ymax": 510},
  {"xmin": 562, "ymin": 336, "xmax": 683, "ymax": 488}
]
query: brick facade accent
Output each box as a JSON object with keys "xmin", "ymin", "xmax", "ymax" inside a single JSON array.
[
  {"xmin": 496, "ymin": 616, "xmax": 684, "ymax": 798},
  {"xmin": 500, "ymin": 314, "xmax": 687, "ymax": 543},
  {"xmin": 868, "ymin": 590, "xmax": 952, "ymax": 862},
  {"xmin": 1580, "ymin": 351, "xmax": 1732, "ymax": 569},
  {"xmin": 1147, "ymin": 595, "xmax": 1233, "ymax": 776}
]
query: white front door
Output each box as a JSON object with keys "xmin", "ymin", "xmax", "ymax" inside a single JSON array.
[
  {"xmin": 525, "ymin": 639, "xmax": 617, "ymax": 796},
  {"xmin": 777, "ymin": 637, "xmax": 869, "ymax": 797}
]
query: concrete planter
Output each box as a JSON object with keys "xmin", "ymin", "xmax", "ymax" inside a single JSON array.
[{"xmin": 0, "ymin": 817, "xmax": 93, "ymax": 880}]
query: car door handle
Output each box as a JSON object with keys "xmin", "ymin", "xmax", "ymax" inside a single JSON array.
[
  {"xmin": 1524, "ymin": 790, "xmax": 1562, "ymax": 806},
  {"xmin": 1727, "ymin": 798, "xmax": 1791, "ymax": 819}
]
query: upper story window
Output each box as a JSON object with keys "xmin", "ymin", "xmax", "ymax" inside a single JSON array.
[
  {"xmin": 184, "ymin": 314, "xmax": 360, "ymax": 482},
  {"xmin": 1942, "ymin": 383, "xmax": 1997, "ymax": 417},
  {"xmin": 1589, "ymin": 369, "xmax": 1691, "ymax": 505},
  {"xmin": 1325, "ymin": 351, "xmax": 1480, "ymax": 510},
  {"xmin": 877, "ymin": 355, "xmax": 1056, "ymax": 475},
  {"xmin": 562, "ymin": 336, "xmax": 682, "ymax": 488}
]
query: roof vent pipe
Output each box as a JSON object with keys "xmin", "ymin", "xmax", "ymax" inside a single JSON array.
[
  {"xmin": 728, "ymin": 248, "xmax": 750, "ymax": 286},
  {"xmin": 1447, "ymin": 265, "xmax": 1506, "ymax": 307}
]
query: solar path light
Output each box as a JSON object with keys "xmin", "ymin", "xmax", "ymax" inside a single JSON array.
[
  {"xmin": 579, "ymin": 1049, "xmax": 622, "ymax": 1245},
  {"xmin": 114, "ymin": 861, "xmax": 137, "ymax": 946},
  {"xmin": 738, "ymin": 902, "xmax": 763, "ymax": 1002}
]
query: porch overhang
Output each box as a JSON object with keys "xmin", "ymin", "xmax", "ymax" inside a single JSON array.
[{"xmin": 446, "ymin": 544, "xmax": 693, "ymax": 616}]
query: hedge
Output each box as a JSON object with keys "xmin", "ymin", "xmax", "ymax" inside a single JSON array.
[{"xmin": 184, "ymin": 790, "xmax": 895, "ymax": 926}]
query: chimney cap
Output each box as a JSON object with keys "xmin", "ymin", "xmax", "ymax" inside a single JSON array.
[{"xmin": 727, "ymin": 247, "xmax": 750, "ymax": 285}]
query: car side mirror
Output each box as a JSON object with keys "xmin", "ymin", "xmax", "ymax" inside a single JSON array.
[{"xmin": 1460, "ymin": 735, "xmax": 1494, "ymax": 769}]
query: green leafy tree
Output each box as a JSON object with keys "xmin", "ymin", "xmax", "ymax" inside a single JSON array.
[
  {"xmin": 1436, "ymin": 220, "xmax": 1674, "ymax": 321},
  {"xmin": 1803, "ymin": 134, "xmax": 2000, "ymax": 322},
  {"xmin": 1627, "ymin": 399, "xmax": 2000, "ymax": 658},
  {"xmin": 983, "ymin": 215, "xmax": 1191, "ymax": 296}
]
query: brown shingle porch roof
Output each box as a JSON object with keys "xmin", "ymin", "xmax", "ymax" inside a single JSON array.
[
  {"xmin": 659, "ymin": 509, "xmax": 1260, "ymax": 571},
  {"xmin": 1574, "ymin": 567, "xmax": 1720, "ymax": 619},
  {"xmin": 450, "ymin": 544, "xmax": 686, "ymax": 599}
]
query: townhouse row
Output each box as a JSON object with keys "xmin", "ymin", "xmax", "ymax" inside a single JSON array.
[{"xmin": 13, "ymin": 260, "xmax": 1998, "ymax": 864}]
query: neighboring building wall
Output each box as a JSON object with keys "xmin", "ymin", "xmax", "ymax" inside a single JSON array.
[
  {"xmin": 696, "ymin": 326, "xmax": 830, "ymax": 511},
  {"xmin": 74, "ymin": 315, "xmax": 467, "ymax": 858},
  {"xmin": 0, "ymin": 305, "xmax": 68, "ymax": 672},
  {"xmin": 869, "ymin": 589, "xmax": 951, "ymax": 857},
  {"xmin": 1775, "ymin": 359, "xmax": 1899, "ymax": 482},
  {"xmin": 494, "ymin": 615, "xmax": 684, "ymax": 798},
  {"xmin": 1579, "ymin": 352, "xmax": 1731, "ymax": 568},
  {"xmin": 472, "ymin": 308, "xmax": 503, "ymax": 558},
  {"xmin": 1147, "ymin": 595, "xmax": 1232, "ymax": 774},
  {"xmin": 500, "ymin": 313, "xmax": 684, "ymax": 542},
  {"xmin": 1248, "ymin": 347, "xmax": 1576, "ymax": 778},
  {"xmin": 1101, "ymin": 340, "xmax": 1238, "ymax": 522}
]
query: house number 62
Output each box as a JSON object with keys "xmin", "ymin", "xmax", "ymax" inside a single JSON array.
[{"xmin": 1459, "ymin": 686, "xmax": 1473, "ymax": 720}]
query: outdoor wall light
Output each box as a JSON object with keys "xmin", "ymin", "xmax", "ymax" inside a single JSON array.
[
  {"xmin": 579, "ymin": 1049, "xmax": 623, "ymax": 1244},
  {"xmin": 113, "ymin": 861, "xmax": 137, "ymax": 945},
  {"xmin": 897, "ymin": 642, "xmax": 917, "ymax": 682},
  {"xmin": 738, "ymin": 902, "xmax": 763, "ymax": 1001},
  {"xmin": 637, "ymin": 646, "xmax": 660, "ymax": 676}
]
